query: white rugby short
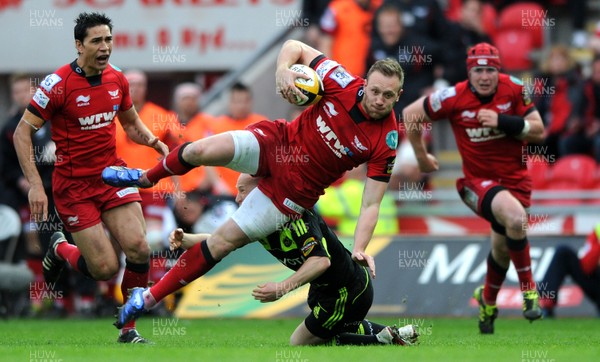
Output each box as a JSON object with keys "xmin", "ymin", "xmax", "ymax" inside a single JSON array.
[{"xmin": 231, "ymin": 187, "xmax": 291, "ymax": 241}]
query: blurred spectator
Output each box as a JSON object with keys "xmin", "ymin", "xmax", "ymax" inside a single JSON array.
[
  {"xmin": 115, "ymin": 70, "xmax": 177, "ymax": 294},
  {"xmin": 443, "ymin": 0, "xmax": 493, "ymax": 84},
  {"xmin": 210, "ymin": 82, "xmax": 267, "ymax": 195},
  {"xmin": 0, "ymin": 74, "xmax": 38, "ymax": 317},
  {"xmin": 316, "ymin": 165, "xmax": 399, "ymax": 236},
  {"xmin": 367, "ymin": 3, "xmax": 442, "ymax": 119},
  {"xmin": 532, "ymin": 45, "xmax": 584, "ymax": 161},
  {"xmin": 0, "ymin": 74, "xmax": 92, "ymax": 317},
  {"xmin": 539, "ymin": 224, "xmax": 600, "ymax": 318},
  {"xmin": 301, "ymin": 0, "xmax": 331, "ymax": 47},
  {"xmin": 588, "ymin": 22, "xmax": 600, "ymax": 55},
  {"xmin": 0, "ymin": 204, "xmax": 32, "ymax": 317},
  {"xmin": 1, "ymin": 74, "xmax": 39, "ymax": 214},
  {"xmin": 168, "ymin": 82, "xmax": 220, "ymax": 232},
  {"xmin": 377, "ymin": 0, "xmax": 448, "ymax": 52},
  {"xmin": 116, "ymin": 70, "xmax": 177, "ymax": 254},
  {"xmin": 319, "ymin": 0, "xmax": 382, "ymax": 77},
  {"xmin": 559, "ymin": 55, "xmax": 600, "ymax": 162},
  {"xmin": 565, "ymin": 0, "xmax": 587, "ymax": 48}
]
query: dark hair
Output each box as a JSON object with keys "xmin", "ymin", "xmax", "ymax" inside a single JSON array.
[
  {"xmin": 74, "ymin": 12, "xmax": 112, "ymax": 43},
  {"xmin": 366, "ymin": 58, "xmax": 405, "ymax": 90},
  {"xmin": 231, "ymin": 82, "xmax": 250, "ymax": 93}
]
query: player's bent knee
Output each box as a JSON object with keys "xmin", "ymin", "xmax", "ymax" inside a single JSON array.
[
  {"xmin": 89, "ymin": 262, "xmax": 119, "ymax": 281},
  {"xmin": 122, "ymin": 235, "xmax": 151, "ymax": 262},
  {"xmin": 289, "ymin": 333, "xmax": 307, "ymax": 346},
  {"xmin": 503, "ymin": 211, "xmax": 528, "ymax": 234}
]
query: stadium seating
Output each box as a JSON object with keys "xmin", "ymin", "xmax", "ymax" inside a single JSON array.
[
  {"xmin": 527, "ymin": 157, "xmax": 551, "ymax": 189},
  {"xmin": 444, "ymin": 0, "xmax": 498, "ymax": 39},
  {"xmin": 494, "ymin": 2, "xmax": 545, "ymax": 71},
  {"xmin": 547, "ymin": 154, "xmax": 597, "ymax": 189},
  {"xmin": 530, "ymin": 155, "xmax": 598, "ymax": 205}
]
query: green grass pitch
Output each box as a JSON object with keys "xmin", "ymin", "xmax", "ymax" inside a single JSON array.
[{"xmin": 2, "ymin": 317, "xmax": 599, "ymax": 361}]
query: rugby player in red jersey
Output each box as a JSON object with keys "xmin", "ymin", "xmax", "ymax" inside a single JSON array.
[
  {"xmin": 103, "ymin": 39, "xmax": 402, "ymax": 295},
  {"xmin": 13, "ymin": 12, "xmax": 168, "ymax": 343},
  {"xmin": 115, "ymin": 174, "xmax": 419, "ymax": 347},
  {"xmin": 403, "ymin": 43, "xmax": 545, "ymax": 333}
]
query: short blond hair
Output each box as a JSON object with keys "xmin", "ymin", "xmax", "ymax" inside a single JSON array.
[{"xmin": 366, "ymin": 58, "xmax": 404, "ymax": 91}]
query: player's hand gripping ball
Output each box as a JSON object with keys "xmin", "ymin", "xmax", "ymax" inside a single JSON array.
[{"xmin": 290, "ymin": 64, "xmax": 324, "ymax": 106}]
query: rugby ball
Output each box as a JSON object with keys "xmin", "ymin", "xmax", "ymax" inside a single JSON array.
[{"xmin": 290, "ymin": 64, "xmax": 324, "ymax": 106}]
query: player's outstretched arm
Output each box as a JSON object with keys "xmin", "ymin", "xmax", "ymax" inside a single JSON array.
[
  {"xmin": 252, "ymin": 256, "xmax": 330, "ymax": 303},
  {"xmin": 352, "ymin": 178, "xmax": 388, "ymax": 279},
  {"xmin": 13, "ymin": 110, "xmax": 48, "ymax": 222},
  {"xmin": 118, "ymin": 107, "xmax": 169, "ymax": 157},
  {"xmin": 403, "ymin": 96, "xmax": 439, "ymax": 173},
  {"xmin": 169, "ymin": 228, "xmax": 211, "ymax": 251}
]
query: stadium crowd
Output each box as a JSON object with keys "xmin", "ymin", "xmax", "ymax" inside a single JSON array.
[{"xmin": 1, "ymin": 0, "xmax": 599, "ymax": 326}]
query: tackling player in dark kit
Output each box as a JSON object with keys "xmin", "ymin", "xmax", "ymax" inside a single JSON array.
[
  {"xmin": 13, "ymin": 12, "xmax": 168, "ymax": 343},
  {"xmin": 403, "ymin": 42, "xmax": 545, "ymax": 334},
  {"xmin": 115, "ymin": 174, "xmax": 419, "ymax": 346}
]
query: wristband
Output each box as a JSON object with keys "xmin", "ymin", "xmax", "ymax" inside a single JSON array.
[
  {"xmin": 517, "ymin": 120, "xmax": 531, "ymax": 139},
  {"xmin": 23, "ymin": 119, "xmax": 40, "ymax": 131},
  {"xmin": 496, "ymin": 114, "xmax": 525, "ymax": 136}
]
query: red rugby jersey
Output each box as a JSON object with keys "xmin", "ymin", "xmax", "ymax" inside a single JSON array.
[
  {"xmin": 259, "ymin": 55, "xmax": 399, "ymax": 212},
  {"xmin": 28, "ymin": 61, "xmax": 133, "ymax": 178},
  {"xmin": 424, "ymin": 73, "xmax": 536, "ymax": 189}
]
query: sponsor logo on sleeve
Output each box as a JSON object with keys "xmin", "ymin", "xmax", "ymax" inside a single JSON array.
[
  {"xmin": 429, "ymin": 94, "xmax": 442, "ymax": 112},
  {"xmin": 439, "ymin": 87, "xmax": 456, "ymax": 101},
  {"xmin": 33, "ymin": 89, "xmax": 50, "ymax": 109},
  {"xmin": 522, "ymin": 87, "xmax": 532, "ymax": 106},
  {"xmin": 41, "ymin": 73, "xmax": 62, "ymax": 92},
  {"xmin": 300, "ymin": 237, "xmax": 318, "ymax": 257},
  {"xmin": 386, "ymin": 156, "xmax": 396, "ymax": 174},
  {"xmin": 315, "ymin": 59, "xmax": 338, "ymax": 79},
  {"xmin": 329, "ymin": 67, "xmax": 355, "ymax": 88},
  {"xmin": 428, "ymin": 87, "xmax": 456, "ymax": 112},
  {"xmin": 386, "ymin": 130, "xmax": 399, "ymax": 149}
]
